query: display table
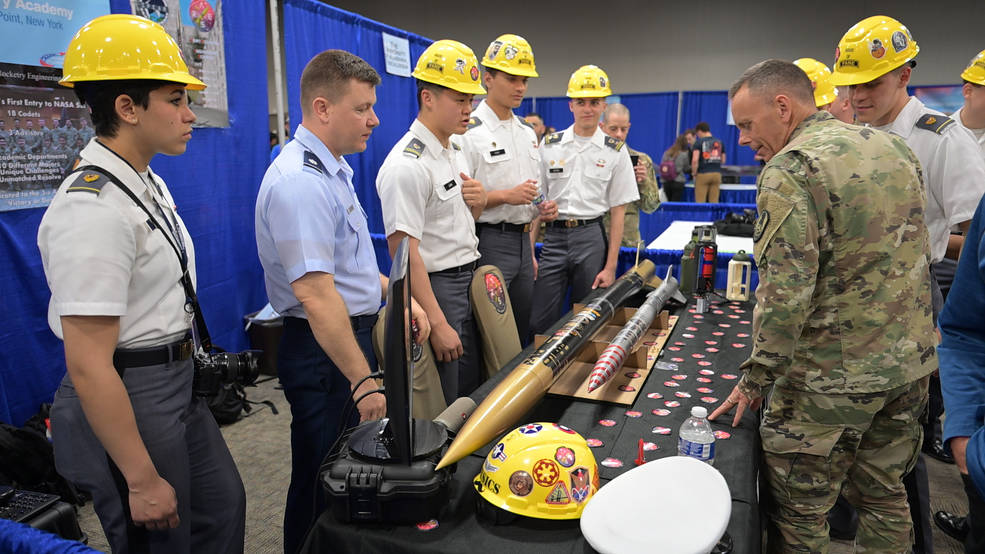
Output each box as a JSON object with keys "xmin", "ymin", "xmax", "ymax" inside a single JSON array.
[
  {"xmin": 648, "ymin": 220, "xmax": 755, "ymax": 254},
  {"xmin": 303, "ymin": 295, "xmax": 762, "ymax": 554},
  {"xmin": 682, "ymin": 183, "xmax": 757, "ymax": 204}
]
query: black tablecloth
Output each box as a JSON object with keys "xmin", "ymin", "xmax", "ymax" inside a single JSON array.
[{"xmin": 304, "ymin": 295, "xmax": 761, "ymax": 554}]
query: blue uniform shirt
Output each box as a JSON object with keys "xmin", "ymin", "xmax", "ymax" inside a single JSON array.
[
  {"xmin": 255, "ymin": 124, "xmax": 381, "ymax": 318},
  {"xmin": 939, "ymin": 194, "xmax": 985, "ymax": 496}
]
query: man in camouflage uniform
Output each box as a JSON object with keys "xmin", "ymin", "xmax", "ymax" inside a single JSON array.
[
  {"xmin": 710, "ymin": 59, "xmax": 937, "ymax": 553},
  {"xmin": 599, "ymin": 103, "xmax": 660, "ymax": 247}
]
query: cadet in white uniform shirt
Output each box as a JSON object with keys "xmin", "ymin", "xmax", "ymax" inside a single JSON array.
[
  {"xmin": 378, "ymin": 40, "xmax": 487, "ymax": 405},
  {"xmin": 461, "ymin": 33, "xmax": 556, "ymax": 342},
  {"xmin": 528, "ymin": 64, "xmax": 638, "ymax": 337},
  {"xmin": 38, "ymin": 15, "xmax": 244, "ymax": 553}
]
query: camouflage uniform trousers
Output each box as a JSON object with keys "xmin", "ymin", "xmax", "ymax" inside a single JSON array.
[{"xmin": 761, "ymin": 375, "xmax": 929, "ymax": 553}]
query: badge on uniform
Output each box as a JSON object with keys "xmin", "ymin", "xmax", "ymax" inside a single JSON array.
[
  {"xmin": 753, "ymin": 210, "xmax": 770, "ymax": 242},
  {"xmin": 549, "ymin": 168, "xmax": 564, "ymax": 174},
  {"xmin": 83, "ymin": 173, "xmax": 100, "ymax": 182},
  {"xmin": 443, "ymin": 180, "xmax": 457, "ymax": 191},
  {"xmin": 489, "ymin": 149, "xmax": 506, "ymax": 157}
]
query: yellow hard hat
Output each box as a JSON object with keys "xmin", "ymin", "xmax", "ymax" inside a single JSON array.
[
  {"xmin": 566, "ymin": 65, "xmax": 612, "ymax": 98},
  {"xmin": 829, "ymin": 15, "xmax": 918, "ymax": 86},
  {"xmin": 481, "ymin": 34, "xmax": 538, "ymax": 77},
  {"xmin": 60, "ymin": 14, "xmax": 205, "ymax": 90},
  {"xmin": 794, "ymin": 58, "xmax": 838, "ymax": 107},
  {"xmin": 961, "ymin": 49, "xmax": 985, "ymax": 86},
  {"xmin": 474, "ymin": 422, "xmax": 599, "ymax": 520},
  {"xmin": 412, "ymin": 39, "xmax": 486, "ymax": 95}
]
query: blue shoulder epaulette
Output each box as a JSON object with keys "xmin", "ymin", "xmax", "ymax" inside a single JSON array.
[
  {"xmin": 303, "ymin": 150, "xmax": 327, "ymax": 175},
  {"xmin": 604, "ymin": 135, "xmax": 625, "ymax": 151},
  {"xmin": 403, "ymin": 138, "xmax": 425, "ymax": 158},
  {"xmin": 467, "ymin": 116, "xmax": 482, "ymax": 130},
  {"xmin": 518, "ymin": 116, "xmax": 534, "ymax": 130},
  {"xmin": 915, "ymin": 114, "xmax": 955, "ymax": 135},
  {"xmin": 545, "ymin": 131, "xmax": 563, "ymax": 145},
  {"xmin": 65, "ymin": 170, "xmax": 110, "ymax": 195}
]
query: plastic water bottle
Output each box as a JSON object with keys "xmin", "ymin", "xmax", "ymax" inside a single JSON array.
[
  {"xmin": 532, "ymin": 187, "xmax": 545, "ymax": 206},
  {"xmin": 678, "ymin": 406, "xmax": 715, "ymax": 465}
]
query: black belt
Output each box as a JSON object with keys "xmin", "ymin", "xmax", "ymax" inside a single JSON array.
[
  {"xmin": 431, "ymin": 260, "xmax": 478, "ymax": 275},
  {"xmin": 477, "ymin": 221, "xmax": 532, "ymax": 233},
  {"xmin": 547, "ymin": 216, "xmax": 603, "ymax": 228},
  {"xmin": 113, "ymin": 336, "xmax": 194, "ymax": 372}
]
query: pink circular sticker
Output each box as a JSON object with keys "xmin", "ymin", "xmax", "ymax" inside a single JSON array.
[
  {"xmin": 698, "ymin": 359, "xmax": 714, "ymax": 365},
  {"xmin": 618, "ymin": 384, "xmax": 636, "ymax": 392},
  {"xmin": 740, "ymin": 320, "xmax": 751, "ymax": 325},
  {"xmin": 625, "ymin": 410, "xmax": 643, "ymax": 418},
  {"xmin": 697, "ymin": 387, "xmax": 714, "ymax": 393},
  {"xmin": 692, "ymin": 353, "xmax": 706, "ymax": 359},
  {"xmin": 417, "ymin": 519, "xmax": 439, "ymax": 531},
  {"xmin": 663, "ymin": 381, "xmax": 680, "ymax": 388},
  {"xmin": 664, "ymin": 400, "xmax": 680, "ymax": 407},
  {"xmin": 651, "ymin": 426, "xmax": 672, "ymax": 434},
  {"xmin": 728, "ymin": 314, "xmax": 740, "ymax": 319},
  {"xmin": 599, "ymin": 419, "xmax": 617, "ymax": 427},
  {"xmin": 737, "ymin": 333, "xmax": 750, "ymax": 338},
  {"xmin": 667, "ymin": 346, "xmax": 681, "ymax": 352},
  {"xmin": 642, "ymin": 441, "xmax": 658, "ymax": 452},
  {"xmin": 699, "ymin": 369, "xmax": 715, "ymax": 375},
  {"xmin": 697, "ymin": 377, "xmax": 713, "ymax": 383},
  {"xmin": 714, "ymin": 430, "xmax": 731, "ymax": 440},
  {"xmin": 675, "ymin": 391, "xmax": 691, "ymax": 398},
  {"xmin": 625, "ymin": 372, "xmax": 641, "ymax": 379},
  {"xmin": 647, "ymin": 392, "xmax": 664, "ymax": 399},
  {"xmin": 686, "ymin": 327, "xmax": 699, "ymax": 331},
  {"xmin": 587, "ymin": 438, "xmax": 604, "ymax": 447},
  {"xmin": 643, "ymin": 341, "xmax": 656, "ymax": 346},
  {"xmin": 712, "ymin": 331, "xmax": 725, "ymax": 337},
  {"xmin": 601, "ymin": 457, "xmax": 624, "ymax": 468},
  {"xmin": 700, "ymin": 396, "xmax": 719, "ymax": 404},
  {"xmin": 672, "ymin": 374, "xmax": 688, "ymax": 380},
  {"xmin": 671, "ymin": 357, "xmax": 685, "ymax": 363},
  {"xmin": 694, "ymin": 314, "xmax": 704, "ymax": 319},
  {"xmin": 674, "ymin": 341, "xmax": 687, "ymax": 346},
  {"xmin": 706, "ymin": 347, "xmax": 720, "ymax": 353},
  {"xmin": 735, "ymin": 309, "xmax": 746, "ymax": 314},
  {"xmin": 721, "ymin": 374, "xmax": 738, "ymax": 380},
  {"xmin": 705, "ymin": 340, "xmax": 718, "ymax": 345},
  {"xmin": 682, "ymin": 333, "xmax": 695, "ymax": 339},
  {"xmin": 719, "ymin": 323, "xmax": 731, "ymax": 328},
  {"xmin": 732, "ymin": 343, "xmax": 747, "ymax": 349},
  {"xmin": 713, "ymin": 310, "xmax": 724, "ymax": 315},
  {"xmin": 652, "ymin": 409, "xmax": 671, "ymax": 416}
]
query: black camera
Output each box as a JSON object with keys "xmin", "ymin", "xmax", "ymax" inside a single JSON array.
[{"xmin": 192, "ymin": 350, "xmax": 261, "ymax": 397}]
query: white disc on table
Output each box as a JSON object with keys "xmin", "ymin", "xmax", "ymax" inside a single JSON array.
[{"xmin": 580, "ymin": 455, "xmax": 731, "ymax": 554}]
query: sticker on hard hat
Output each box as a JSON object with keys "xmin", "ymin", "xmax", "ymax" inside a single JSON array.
[
  {"xmin": 570, "ymin": 468, "xmax": 591, "ymax": 502},
  {"xmin": 509, "ymin": 471, "xmax": 533, "ymax": 496},
  {"xmin": 891, "ymin": 31, "xmax": 908, "ymax": 53},
  {"xmin": 839, "ymin": 59, "xmax": 859, "ymax": 68},
  {"xmin": 471, "ymin": 66, "xmax": 479, "ymax": 81},
  {"xmin": 545, "ymin": 481, "xmax": 571, "ymax": 505},
  {"xmin": 518, "ymin": 423, "xmax": 543, "ymax": 435},
  {"xmin": 492, "ymin": 442, "xmax": 507, "ymax": 461},
  {"xmin": 555, "ymin": 447, "xmax": 576, "ymax": 467},
  {"xmin": 532, "ymin": 459, "xmax": 560, "ymax": 487},
  {"xmin": 870, "ymin": 39, "xmax": 886, "ymax": 59},
  {"xmin": 475, "ymin": 470, "xmax": 501, "ymax": 495}
]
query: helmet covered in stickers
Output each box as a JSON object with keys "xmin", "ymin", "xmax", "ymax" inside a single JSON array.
[
  {"xmin": 829, "ymin": 15, "xmax": 919, "ymax": 86},
  {"xmin": 412, "ymin": 39, "xmax": 486, "ymax": 95},
  {"xmin": 566, "ymin": 64, "xmax": 612, "ymax": 98},
  {"xmin": 473, "ymin": 422, "xmax": 599, "ymax": 521},
  {"xmin": 481, "ymin": 33, "xmax": 538, "ymax": 77}
]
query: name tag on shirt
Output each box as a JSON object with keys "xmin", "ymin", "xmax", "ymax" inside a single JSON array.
[
  {"xmin": 549, "ymin": 168, "xmax": 564, "ymax": 174},
  {"xmin": 489, "ymin": 149, "xmax": 506, "ymax": 157},
  {"xmin": 443, "ymin": 180, "xmax": 458, "ymax": 191}
]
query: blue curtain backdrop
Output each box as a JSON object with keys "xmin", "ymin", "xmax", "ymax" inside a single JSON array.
[
  {"xmin": 0, "ymin": 0, "xmax": 269, "ymax": 426},
  {"xmin": 680, "ymin": 91, "xmax": 757, "ymax": 183},
  {"xmin": 283, "ymin": 0, "xmax": 433, "ymax": 238}
]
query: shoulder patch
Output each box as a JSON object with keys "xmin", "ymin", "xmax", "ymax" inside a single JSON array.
[
  {"xmin": 915, "ymin": 114, "xmax": 955, "ymax": 135},
  {"xmin": 604, "ymin": 135, "xmax": 625, "ymax": 151},
  {"xmin": 303, "ymin": 150, "xmax": 327, "ymax": 175},
  {"xmin": 403, "ymin": 138, "xmax": 425, "ymax": 158},
  {"xmin": 518, "ymin": 117, "xmax": 534, "ymax": 130},
  {"xmin": 467, "ymin": 116, "xmax": 482, "ymax": 130},
  {"xmin": 452, "ymin": 141, "xmax": 461, "ymax": 151},
  {"xmin": 545, "ymin": 131, "xmax": 563, "ymax": 145},
  {"xmin": 65, "ymin": 170, "xmax": 110, "ymax": 195}
]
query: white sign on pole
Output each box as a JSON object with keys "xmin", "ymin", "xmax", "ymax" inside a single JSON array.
[{"xmin": 382, "ymin": 33, "xmax": 411, "ymax": 77}]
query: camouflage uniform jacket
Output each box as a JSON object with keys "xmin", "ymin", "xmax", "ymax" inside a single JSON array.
[
  {"xmin": 739, "ymin": 111, "xmax": 937, "ymax": 396},
  {"xmin": 605, "ymin": 146, "xmax": 660, "ymax": 247}
]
